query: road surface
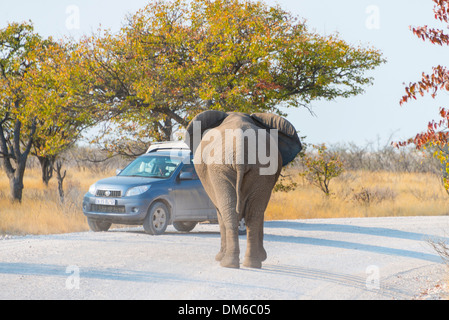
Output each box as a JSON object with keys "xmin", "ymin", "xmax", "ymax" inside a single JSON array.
[{"xmin": 0, "ymin": 216, "xmax": 448, "ymax": 300}]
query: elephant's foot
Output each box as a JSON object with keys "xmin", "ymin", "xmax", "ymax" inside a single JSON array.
[
  {"xmin": 259, "ymin": 248, "xmax": 267, "ymax": 262},
  {"xmin": 242, "ymin": 247, "xmax": 266, "ymax": 268},
  {"xmin": 220, "ymin": 255, "xmax": 240, "ymax": 268},
  {"xmin": 243, "ymin": 257, "xmax": 262, "ymax": 269},
  {"xmin": 215, "ymin": 250, "xmax": 225, "ymax": 262}
]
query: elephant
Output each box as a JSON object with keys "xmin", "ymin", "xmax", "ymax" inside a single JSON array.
[{"xmin": 185, "ymin": 111, "xmax": 302, "ymax": 268}]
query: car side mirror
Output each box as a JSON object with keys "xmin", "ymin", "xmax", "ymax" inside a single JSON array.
[
  {"xmin": 179, "ymin": 172, "xmax": 194, "ymax": 180},
  {"xmin": 116, "ymin": 169, "xmax": 122, "ymax": 176}
]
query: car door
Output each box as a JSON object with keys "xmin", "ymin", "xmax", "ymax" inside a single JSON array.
[{"xmin": 171, "ymin": 161, "xmax": 216, "ymax": 221}]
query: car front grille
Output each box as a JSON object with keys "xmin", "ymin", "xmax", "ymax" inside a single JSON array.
[
  {"xmin": 96, "ymin": 190, "xmax": 122, "ymax": 198},
  {"xmin": 90, "ymin": 204, "xmax": 126, "ymax": 214}
]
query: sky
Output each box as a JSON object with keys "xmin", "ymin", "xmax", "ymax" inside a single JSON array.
[{"xmin": 1, "ymin": 0, "xmax": 449, "ymax": 147}]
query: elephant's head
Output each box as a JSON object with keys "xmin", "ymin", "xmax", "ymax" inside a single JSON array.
[{"xmin": 185, "ymin": 111, "xmax": 302, "ymax": 167}]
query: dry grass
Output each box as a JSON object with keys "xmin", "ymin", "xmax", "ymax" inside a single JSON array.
[
  {"xmin": 1, "ymin": 167, "xmax": 449, "ymax": 235},
  {"xmin": 0, "ymin": 168, "xmax": 114, "ymax": 236},
  {"xmin": 266, "ymin": 169, "xmax": 449, "ymax": 221}
]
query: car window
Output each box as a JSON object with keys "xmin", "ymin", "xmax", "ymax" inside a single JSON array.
[
  {"xmin": 180, "ymin": 164, "xmax": 199, "ymax": 180},
  {"xmin": 119, "ymin": 155, "xmax": 182, "ymax": 178}
]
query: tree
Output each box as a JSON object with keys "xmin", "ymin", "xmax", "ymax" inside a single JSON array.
[
  {"xmin": 0, "ymin": 22, "xmax": 97, "ymax": 201},
  {"xmin": 0, "ymin": 22, "xmax": 41, "ymax": 202},
  {"xmin": 81, "ymin": 0, "xmax": 385, "ymax": 156},
  {"xmin": 396, "ymin": 0, "xmax": 449, "ymax": 189},
  {"xmin": 299, "ymin": 144, "xmax": 344, "ymax": 197},
  {"xmin": 26, "ymin": 39, "xmax": 99, "ymax": 186}
]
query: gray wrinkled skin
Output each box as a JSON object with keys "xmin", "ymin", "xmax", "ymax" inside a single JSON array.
[{"xmin": 187, "ymin": 112, "xmax": 302, "ymax": 269}]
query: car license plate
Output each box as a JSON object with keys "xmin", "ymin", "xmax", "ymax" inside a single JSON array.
[{"xmin": 95, "ymin": 198, "xmax": 116, "ymax": 206}]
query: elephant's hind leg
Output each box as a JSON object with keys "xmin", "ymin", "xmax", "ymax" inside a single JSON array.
[
  {"xmin": 243, "ymin": 215, "xmax": 265, "ymax": 269},
  {"xmin": 216, "ymin": 203, "xmax": 241, "ymax": 268},
  {"xmin": 243, "ymin": 193, "xmax": 271, "ymax": 269},
  {"xmin": 207, "ymin": 170, "xmax": 241, "ymax": 268},
  {"xmin": 215, "ymin": 210, "xmax": 226, "ymax": 262}
]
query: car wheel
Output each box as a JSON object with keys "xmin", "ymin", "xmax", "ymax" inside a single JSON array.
[
  {"xmin": 87, "ymin": 218, "xmax": 112, "ymax": 232},
  {"xmin": 143, "ymin": 202, "xmax": 170, "ymax": 235},
  {"xmin": 238, "ymin": 218, "xmax": 246, "ymax": 236},
  {"xmin": 173, "ymin": 221, "xmax": 197, "ymax": 232}
]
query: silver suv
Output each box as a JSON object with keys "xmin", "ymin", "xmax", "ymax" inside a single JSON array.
[{"xmin": 82, "ymin": 142, "xmax": 246, "ymax": 235}]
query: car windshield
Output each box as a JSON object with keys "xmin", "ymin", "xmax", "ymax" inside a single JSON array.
[{"xmin": 119, "ymin": 155, "xmax": 182, "ymax": 179}]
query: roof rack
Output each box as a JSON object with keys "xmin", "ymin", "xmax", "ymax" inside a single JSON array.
[{"xmin": 146, "ymin": 141, "xmax": 190, "ymax": 153}]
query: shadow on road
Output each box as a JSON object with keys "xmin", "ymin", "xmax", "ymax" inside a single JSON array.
[
  {"xmin": 265, "ymin": 233, "xmax": 442, "ymax": 263},
  {"xmin": 265, "ymin": 220, "xmax": 449, "ymax": 242},
  {"xmin": 264, "ymin": 220, "xmax": 445, "ymax": 263}
]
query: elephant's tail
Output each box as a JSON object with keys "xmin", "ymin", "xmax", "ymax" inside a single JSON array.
[{"xmin": 235, "ymin": 165, "xmax": 246, "ymax": 219}]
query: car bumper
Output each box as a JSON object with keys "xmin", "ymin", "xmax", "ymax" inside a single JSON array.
[{"xmin": 82, "ymin": 195, "xmax": 150, "ymax": 224}]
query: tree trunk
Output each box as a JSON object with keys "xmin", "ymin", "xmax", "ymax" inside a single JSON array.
[
  {"xmin": 4, "ymin": 150, "xmax": 28, "ymax": 203},
  {"xmin": 9, "ymin": 173, "xmax": 25, "ymax": 203},
  {"xmin": 55, "ymin": 160, "xmax": 66, "ymax": 204},
  {"xmin": 0, "ymin": 117, "xmax": 37, "ymax": 203},
  {"xmin": 37, "ymin": 156, "xmax": 55, "ymax": 186}
]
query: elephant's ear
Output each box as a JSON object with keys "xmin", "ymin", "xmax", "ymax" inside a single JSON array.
[
  {"xmin": 251, "ymin": 113, "xmax": 302, "ymax": 166},
  {"xmin": 185, "ymin": 110, "xmax": 229, "ymax": 153}
]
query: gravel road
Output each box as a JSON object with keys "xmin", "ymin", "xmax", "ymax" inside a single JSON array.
[{"xmin": 1, "ymin": 216, "xmax": 448, "ymax": 300}]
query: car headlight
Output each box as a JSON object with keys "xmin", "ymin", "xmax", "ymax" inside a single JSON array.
[
  {"xmin": 89, "ymin": 184, "xmax": 96, "ymax": 195},
  {"xmin": 126, "ymin": 185, "xmax": 151, "ymax": 197}
]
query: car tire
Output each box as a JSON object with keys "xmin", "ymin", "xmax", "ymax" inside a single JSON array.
[
  {"xmin": 143, "ymin": 202, "xmax": 170, "ymax": 235},
  {"xmin": 87, "ymin": 218, "xmax": 112, "ymax": 232},
  {"xmin": 238, "ymin": 218, "xmax": 246, "ymax": 236},
  {"xmin": 173, "ymin": 221, "xmax": 197, "ymax": 232}
]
